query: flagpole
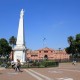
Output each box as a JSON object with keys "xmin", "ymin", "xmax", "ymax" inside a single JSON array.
[{"xmin": 43, "ymin": 38, "xmax": 46, "ymax": 48}]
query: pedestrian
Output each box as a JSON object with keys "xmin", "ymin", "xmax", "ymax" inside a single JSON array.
[
  {"xmin": 15, "ymin": 59, "xmax": 21, "ymax": 72},
  {"xmin": 72, "ymin": 60, "xmax": 76, "ymax": 65}
]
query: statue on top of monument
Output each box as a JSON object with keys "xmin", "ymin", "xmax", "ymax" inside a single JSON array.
[{"xmin": 20, "ymin": 9, "xmax": 24, "ymax": 18}]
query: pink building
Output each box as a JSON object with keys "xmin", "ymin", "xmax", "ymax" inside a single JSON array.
[
  {"xmin": 10, "ymin": 47, "xmax": 70, "ymax": 62},
  {"xmin": 27, "ymin": 47, "xmax": 70, "ymax": 62}
]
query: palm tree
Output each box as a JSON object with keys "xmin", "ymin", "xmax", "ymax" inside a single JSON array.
[
  {"xmin": 9, "ymin": 36, "xmax": 16, "ymax": 48},
  {"xmin": 68, "ymin": 36, "xmax": 74, "ymax": 46}
]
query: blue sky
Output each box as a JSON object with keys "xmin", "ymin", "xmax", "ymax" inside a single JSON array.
[{"xmin": 0, "ymin": 0, "xmax": 80, "ymax": 50}]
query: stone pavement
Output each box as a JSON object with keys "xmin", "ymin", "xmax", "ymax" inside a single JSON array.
[{"xmin": 0, "ymin": 63, "xmax": 80, "ymax": 80}]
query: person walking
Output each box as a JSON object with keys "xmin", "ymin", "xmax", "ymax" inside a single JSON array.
[
  {"xmin": 15, "ymin": 59, "xmax": 21, "ymax": 72},
  {"xmin": 72, "ymin": 60, "xmax": 76, "ymax": 65}
]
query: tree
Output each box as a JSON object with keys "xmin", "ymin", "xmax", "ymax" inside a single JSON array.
[
  {"xmin": 75, "ymin": 34, "xmax": 80, "ymax": 57},
  {"xmin": 68, "ymin": 36, "xmax": 74, "ymax": 46},
  {"xmin": 9, "ymin": 36, "xmax": 16, "ymax": 48},
  {"xmin": 66, "ymin": 34, "xmax": 80, "ymax": 60},
  {"xmin": 76, "ymin": 34, "xmax": 80, "ymax": 42},
  {"xmin": 0, "ymin": 38, "xmax": 12, "ymax": 57},
  {"xmin": 66, "ymin": 36, "xmax": 74, "ymax": 55}
]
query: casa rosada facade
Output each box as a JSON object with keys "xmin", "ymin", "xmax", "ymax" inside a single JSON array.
[
  {"xmin": 26, "ymin": 47, "xmax": 70, "ymax": 61},
  {"xmin": 10, "ymin": 47, "xmax": 70, "ymax": 61}
]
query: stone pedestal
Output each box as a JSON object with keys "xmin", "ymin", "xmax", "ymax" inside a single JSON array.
[{"xmin": 13, "ymin": 45, "xmax": 26, "ymax": 63}]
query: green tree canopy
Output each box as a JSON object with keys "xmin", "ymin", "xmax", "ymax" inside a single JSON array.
[
  {"xmin": 9, "ymin": 36, "xmax": 16, "ymax": 48},
  {"xmin": 76, "ymin": 34, "xmax": 80, "ymax": 41},
  {"xmin": 66, "ymin": 33, "xmax": 80, "ymax": 59},
  {"xmin": 0, "ymin": 38, "xmax": 12, "ymax": 57},
  {"xmin": 68, "ymin": 36, "xmax": 74, "ymax": 45}
]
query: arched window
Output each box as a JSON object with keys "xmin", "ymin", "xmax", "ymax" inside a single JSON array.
[{"xmin": 44, "ymin": 55, "xmax": 48, "ymax": 60}]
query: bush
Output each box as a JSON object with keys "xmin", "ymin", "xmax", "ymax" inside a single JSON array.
[
  {"xmin": 24, "ymin": 60, "xmax": 59, "ymax": 68},
  {"xmin": 0, "ymin": 63, "xmax": 8, "ymax": 68},
  {"xmin": 7, "ymin": 60, "xmax": 59, "ymax": 68},
  {"xmin": 32, "ymin": 61, "xmax": 40, "ymax": 66},
  {"xmin": 40, "ymin": 60, "xmax": 59, "ymax": 67}
]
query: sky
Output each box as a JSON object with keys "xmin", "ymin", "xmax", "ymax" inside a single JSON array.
[{"xmin": 0, "ymin": 0, "xmax": 80, "ymax": 50}]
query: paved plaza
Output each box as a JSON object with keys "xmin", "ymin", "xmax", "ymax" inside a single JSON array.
[{"xmin": 0, "ymin": 63, "xmax": 80, "ymax": 80}]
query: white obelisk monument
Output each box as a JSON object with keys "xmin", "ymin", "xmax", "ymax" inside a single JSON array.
[{"xmin": 13, "ymin": 9, "xmax": 26, "ymax": 63}]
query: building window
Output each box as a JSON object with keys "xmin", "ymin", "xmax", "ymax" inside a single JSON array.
[
  {"xmin": 44, "ymin": 55, "xmax": 48, "ymax": 60},
  {"xmin": 44, "ymin": 51, "xmax": 48, "ymax": 53},
  {"xmin": 31, "ymin": 55, "xmax": 38, "ymax": 57},
  {"xmin": 39, "ymin": 51, "xmax": 41, "ymax": 53}
]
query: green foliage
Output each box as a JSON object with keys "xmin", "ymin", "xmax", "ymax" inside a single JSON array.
[
  {"xmin": 9, "ymin": 36, "xmax": 16, "ymax": 48},
  {"xmin": 0, "ymin": 38, "xmax": 12, "ymax": 56},
  {"xmin": 40, "ymin": 60, "xmax": 59, "ymax": 67},
  {"xmin": 21, "ymin": 61, "xmax": 58, "ymax": 68},
  {"xmin": 32, "ymin": 61, "xmax": 40, "ymax": 67},
  {"xmin": 76, "ymin": 34, "xmax": 80, "ymax": 41},
  {"xmin": 68, "ymin": 36, "xmax": 74, "ymax": 45},
  {"xmin": 66, "ymin": 33, "xmax": 80, "ymax": 59}
]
